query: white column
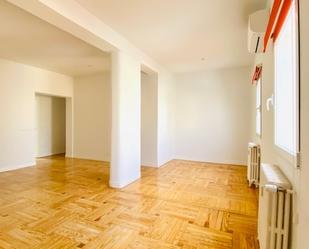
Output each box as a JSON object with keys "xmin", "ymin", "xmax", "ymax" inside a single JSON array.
[{"xmin": 110, "ymin": 50, "xmax": 141, "ymax": 188}]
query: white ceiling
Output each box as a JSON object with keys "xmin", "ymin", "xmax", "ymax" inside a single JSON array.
[
  {"xmin": 0, "ymin": 0, "xmax": 110, "ymax": 77},
  {"xmin": 76, "ymin": 0, "xmax": 266, "ymax": 73}
]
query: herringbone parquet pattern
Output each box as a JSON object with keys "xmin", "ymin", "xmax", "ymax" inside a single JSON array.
[{"xmin": 0, "ymin": 155, "xmax": 259, "ymax": 248}]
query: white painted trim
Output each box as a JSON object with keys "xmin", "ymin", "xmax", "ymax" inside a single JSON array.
[
  {"xmin": 37, "ymin": 152, "xmax": 65, "ymax": 158},
  {"xmin": 173, "ymin": 156, "xmax": 247, "ymax": 166},
  {"xmin": 141, "ymin": 162, "xmax": 158, "ymax": 168},
  {"xmin": 67, "ymin": 156, "xmax": 109, "ymax": 164},
  {"xmin": 157, "ymin": 159, "xmax": 173, "ymax": 168},
  {"xmin": 157, "ymin": 157, "xmax": 174, "ymax": 168},
  {"xmin": 65, "ymin": 153, "xmax": 73, "ymax": 158},
  {"xmin": 109, "ymin": 172, "xmax": 141, "ymax": 189},
  {"xmin": 70, "ymin": 154, "xmax": 110, "ymax": 162},
  {"xmin": 0, "ymin": 161, "xmax": 36, "ymax": 173}
]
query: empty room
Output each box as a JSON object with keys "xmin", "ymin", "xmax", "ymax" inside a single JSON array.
[{"xmin": 0, "ymin": 0, "xmax": 308, "ymax": 249}]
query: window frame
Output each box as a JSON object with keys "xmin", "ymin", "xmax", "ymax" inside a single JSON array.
[{"xmin": 273, "ymin": 0, "xmax": 300, "ymax": 158}]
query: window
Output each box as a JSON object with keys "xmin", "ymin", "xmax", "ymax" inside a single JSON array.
[
  {"xmin": 256, "ymin": 77, "xmax": 262, "ymax": 136},
  {"xmin": 274, "ymin": 1, "xmax": 298, "ymax": 155}
]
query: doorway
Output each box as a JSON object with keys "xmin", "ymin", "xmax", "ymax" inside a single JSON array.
[
  {"xmin": 35, "ymin": 94, "xmax": 66, "ymax": 157},
  {"xmin": 141, "ymin": 69, "xmax": 158, "ymax": 167}
]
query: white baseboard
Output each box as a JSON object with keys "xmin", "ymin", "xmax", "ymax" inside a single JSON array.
[
  {"xmin": 141, "ymin": 161, "xmax": 159, "ymax": 168},
  {"xmin": 72, "ymin": 154, "xmax": 110, "ymax": 162},
  {"xmin": 0, "ymin": 161, "xmax": 36, "ymax": 173},
  {"xmin": 173, "ymin": 156, "xmax": 246, "ymax": 166},
  {"xmin": 109, "ymin": 172, "xmax": 141, "ymax": 189},
  {"xmin": 157, "ymin": 158, "xmax": 174, "ymax": 168},
  {"xmin": 65, "ymin": 153, "xmax": 73, "ymax": 158},
  {"xmin": 37, "ymin": 151, "xmax": 65, "ymax": 158}
]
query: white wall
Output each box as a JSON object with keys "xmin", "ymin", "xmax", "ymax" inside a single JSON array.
[
  {"xmin": 36, "ymin": 95, "xmax": 66, "ymax": 157},
  {"xmin": 173, "ymin": 67, "xmax": 252, "ymax": 165},
  {"xmin": 141, "ymin": 72, "xmax": 158, "ymax": 167},
  {"xmin": 74, "ymin": 73, "xmax": 111, "ymax": 161},
  {"xmin": 0, "ymin": 58, "xmax": 73, "ymax": 172}
]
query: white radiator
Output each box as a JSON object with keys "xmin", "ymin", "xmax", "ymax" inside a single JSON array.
[
  {"xmin": 247, "ymin": 142, "xmax": 261, "ymax": 187},
  {"xmin": 258, "ymin": 164, "xmax": 293, "ymax": 249}
]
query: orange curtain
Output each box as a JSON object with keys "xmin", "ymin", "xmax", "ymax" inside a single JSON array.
[
  {"xmin": 273, "ymin": 0, "xmax": 293, "ymax": 41},
  {"xmin": 264, "ymin": 0, "xmax": 282, "ymax": 52},
  {"xmin": 263, "ymin": 0, "xmax": 294, "ymax": 52}
]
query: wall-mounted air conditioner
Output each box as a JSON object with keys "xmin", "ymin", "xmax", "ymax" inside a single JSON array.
[{"xmin": 248, "ymin": 9, "xmax": 269, "ymax": 54}]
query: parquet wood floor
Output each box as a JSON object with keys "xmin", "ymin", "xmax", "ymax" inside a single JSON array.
[{"xmin": 0, "ymin": 155, "xmax": 259, "ymax": 249}]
